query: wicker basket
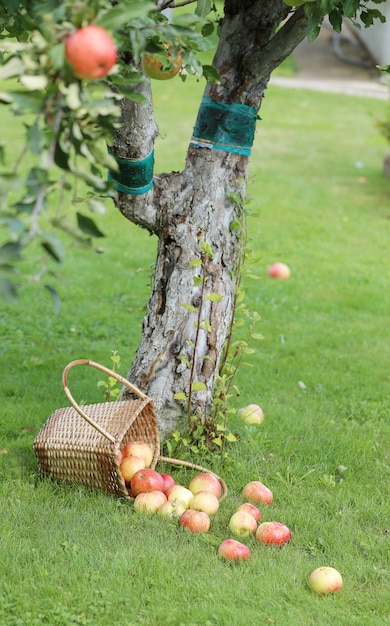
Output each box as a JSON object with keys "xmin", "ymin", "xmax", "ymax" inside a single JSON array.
[{"xmin": 34, "ymin": 359, "xmax": 227, "ymax": 500}]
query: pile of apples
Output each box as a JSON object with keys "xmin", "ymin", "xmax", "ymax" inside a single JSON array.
[
  {"xmin": 118, "ymin": 440, "xmax": 343, "ymax": 594},
  {"xmin": 118, "ymin": 441, "xmax": 291, "ymax": 560}
]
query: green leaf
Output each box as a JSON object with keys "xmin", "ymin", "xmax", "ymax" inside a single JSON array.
[
  {"xmin": 19, "ymin": 74, "xmax": 48, "ymax": 90},
  {"xmin": 191, "ymin": 381, "xmax": 207, "ymax": 392},
  {"xmin": 181, "ymin": 303, "xmax": 198, "ymax": 312},
  {"xmin": 44, "ymin": 284, "xmax": 61, "ymax": 314},
  {"xmin": 0, "ymin": 242, "xmax": 22, "ymax": 265},
  {"xmin": 202, "ymin": 64, "xmax": 220, "ymax": 84},
  {"xmin": 205, "ymin": 292, "xmax": 222, "ymax": 302},
  {"xmin": 76, "ymin": 213, "xmax": 105, "ymax": 238},
  {"xmin": 0, "ymin": 277, "xmax": 18, "ymax": 302},
  {"xmin": 174, "ymin": 392, "xmax": 187, "ymax": 401},
  {"xmin": 41, "ymin": 235, "xmax": 65, "ymax": 263},
  {"xmin": 230, "ymin": 219, "xmax": 241, "ymax": 232},
  {"xmin": 200, "ymin": 241, "xmax": 213, "ymax": 258},
  {"xmin": 0, "ymin": 56, "xmax": 25, "ymax": 80},
  {"xmin": 189, "ymin": 258, "xmax": 202, "ymax": 269},
  {"xmin": 196, "ymin": 0, "xmax": 212, "ymax": 18},
  {"xmin": 192, "ymin": 275, "xmax": 204, "ymax": 286},
  {"xmin": 226, "ymin": 432, "xmax": 238, "ymax": 443},
  {"xmin": 97, "ymin": 1, "xmax": 155, "ymax": 30}
]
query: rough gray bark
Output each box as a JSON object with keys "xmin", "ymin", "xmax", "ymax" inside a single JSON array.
[{"xmin": 112, "ymin": 0, "xmax": 309, "ymax": 438}]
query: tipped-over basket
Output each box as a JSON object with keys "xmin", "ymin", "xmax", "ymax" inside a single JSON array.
[{"xmin": 34, "ymin": 359, "xmax": 227, "ymax": 500}]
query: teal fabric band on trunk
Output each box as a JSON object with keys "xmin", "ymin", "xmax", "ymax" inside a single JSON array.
[
  {"xmin": 190, "ymin": 98, "xmax": 260, "ymax": 156},
  {"xmin": 108, "ymin": 149, "xmax": 154, "ymax": 195}
]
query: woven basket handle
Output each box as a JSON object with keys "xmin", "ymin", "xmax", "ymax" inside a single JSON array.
[{"xmin": 62, "ymin": 359, "xmax": 149, "ymax": 444}]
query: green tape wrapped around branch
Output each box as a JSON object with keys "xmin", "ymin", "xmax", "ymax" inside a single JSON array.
[
  {"xmin": 108, "ymin": 149, "xmax": 154, "ymax": 195},
  {"xmin": 190, "ymin": 98, "xmax": 260, "ymax": 157}
]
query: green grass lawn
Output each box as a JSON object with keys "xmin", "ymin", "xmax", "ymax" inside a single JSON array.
[{"xmin": 1, "ymin": 75, "xmax": 390, "ymax": 625}]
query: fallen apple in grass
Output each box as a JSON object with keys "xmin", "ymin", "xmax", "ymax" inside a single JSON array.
[
  {"xmin": 188, "ymin": 472, "xmax": 222, "ymax": 499},
  {"xmin": 65, "ymin": 25, "xmax": 117, "ymax": 80},
  {"xmin": 157, "ymin": 499, "xmax": 186, "ymax": 519},
  {"xmin": 268, "ymin": 262, "xmax": 291, "ymax": 280},
  {"xmin": 130, "ymin": 468, "xmax": 165, "ymax": 496},
  {"xmin": 190, "ymin": 491, "xmax": 220, "ymax": 515},
  {"xmin": 242, "ymin": 481, "xmax": 273, "ymax": 505},
  {"xmin": 134, "ymin": 490, "xmax": 167, "ymax": 514},
  {"xmin": 229, "ymin": 510, "xmax": 258, "ymax": 538},
  {"xmin": 256, "ymin": 521, "xmax": 291, "ymax": 546},
  {"xmin": 179, "ymin": 509, "xmax": 210, "ymax": 533},
  {"xmin": 308, "ymin": 567, "xmax": 343, "ymax": 594},
  {"xmin": 166, "ymin": 484, "xmax": 194, "ymax": 509},
  {"xmin": 218, "ymin": 539, "xmax": 251, "ymax": 562},
  {"xmin": 120, "ymin": 455, "xmax": 146, "ymax": 485},
  {"xmin": 237, "ymin": 404, "xmax": 264, "ymax": 426},
  {"xmin": 237, "ymin": 502, "xmax": 261, "ymax": 522},
  {"xmin": 122, "ymin": 441, "xmax": 153, "ymax": 467}
]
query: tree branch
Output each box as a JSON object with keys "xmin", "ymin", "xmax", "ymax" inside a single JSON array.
[{"xmin": 247, "ymin": 7, "xmax": 309, "ymax": 80}]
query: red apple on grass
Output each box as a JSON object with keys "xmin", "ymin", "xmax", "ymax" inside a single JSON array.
[
  {"xmin": 179, "ymin": 509, "xmax": 210, "ymax": 533},
  {"xmin": 190, "ymin": 491, "xmax": 220, "ymax": 515},
  {"xmin": 242, "ymin": 481, "xmax": 273, "ymax": 505},
  {"xmin": 166, "ymin": 484, "xmax": 194, "ymax": 509},
  {"xmin": 133, "ymin": 490, "xmax": 167, "ymax": 514},
  {"xmin": 256, "ymin": 521, "xmax": 291, "ymax": 546},
  {"xmin": 237, "ymin": 503, "xmax": 261, "ymax": 522},
  {"xmin": 237, "ymin": 404, "xmax": 264, "ymax": 426},
  {"xmin": 268, "ymin": 262, "xmax": 291, "ymax": 280},
  {"xmin": 122, "ymin": 441, "xmax": 153, "ymax": 467},
  {"xmin": 65, "ymin": 25, "xmax": 117, "ymax": 80},
  {"xmin": 130, "ymin": 468, "xmax": 165, "ymax": 496},
  {"xmin": 188, "ymin": 472, "xmax": 222, "ymax": 499},
  {"xmin": 308, "ymin": 567, "xmax": 343, "ymax": 594},
  {"xmin": 229, "ymin": 511, "xmax": 258, "ymax": 538},
  {"xmin": 120, "ymin": 455, "xmax": 146, "ymax": 485},
  {"xmin": 218, "ymin": 539, "xmax": 251, "ymax": 562}
]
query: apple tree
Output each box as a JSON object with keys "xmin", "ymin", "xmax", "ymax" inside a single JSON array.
[{"xmin": 0, "ymin": 0, "xmax": 386, "ymax": 440}]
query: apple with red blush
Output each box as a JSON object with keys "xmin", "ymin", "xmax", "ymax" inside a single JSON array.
[
  {"xmin": 65, "ymin": 25, "xmax": 117, "ymax": 80},
  {"xmin": 179, "ymin": 509, "xmax": 210, "ymax": 533},
  {"xmin": 218, "ymin": 539, "xmax": 251, "ymax": 562},
  {"xmin": 256, "ymin": 521, "xmax": 291, "ymax": 546},
  {"xmin": 242, "ymin": 481, "xmax": 273, "ymax": 505},
  {"xmin": 188, "ymin": 472, "xmax": 222, "ymax": 499},
  {"xmin": 130, "ymin": 468, "xmax": 165, "ymax": 496}
]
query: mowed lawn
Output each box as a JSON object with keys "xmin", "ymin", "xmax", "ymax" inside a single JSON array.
[{"xmin": 0, "ymin": 70, "xmax": 389, "ymax": 626}]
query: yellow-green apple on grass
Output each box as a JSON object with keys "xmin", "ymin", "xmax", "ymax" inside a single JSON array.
[
  {"xmin": 130, "ymin": 468, "xmax": 165, "ymax": 496},
  {"xmin": 120, "ymin": 455, "xmax": 146, "ymax": 485},
  {"xmin": 188, "ymin": 472, "xmax": 222, "ymax": 499},
  {"xmin": 268, "ymin": 262, "xmax": 291, "ymax": 280},
  {"xmin": 190, "ymin": 491, "xmax": 220, "ymax": 515},
  {"xmin": 237, "ymin": 502, "xmax": 261, "ymax": 522},
  {"xmin": 133, "ymin": 490, "xmax": 167, "ymax": 514},
  {"xmin": 122, "ymin": 441, "xmax": 153, "ymax": 467},
  {"xmin": 229, "ymin": 511, "xmax": 258, "ymax": 538},
  {"xmin": 237, "ymin": 404, "xmax": 264, "ymax": 425},
  {"xmin": 157, "ymin": 499, "xmax": 186, "ymax": 519},
  {"xmin": 218, "ymin": 539, "xmax": 251, "ymax": 562},
  {"xmin": 256, "ymin": 521, "xmax": 291, "ymax": 546},
  {"xmin": 65, "ymin": 25, "xmax": 117, "ymax": 80},
  {"xmin": 308, "ymin": 567, "xmax": 343, "ymax": 594},
  {"xmin": 166, "ymin": 484, "xmax": 194, "ymax": 509},
  {"xmin": 179, "ymin": 509, "xmax": 210, "ymax": 533},
  {"xmin": 242, "ymin": 480, "xmax": 273, "ymax": 505}
]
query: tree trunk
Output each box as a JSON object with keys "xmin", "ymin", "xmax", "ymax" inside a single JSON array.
[{"xmin": 112, "ymin": 1, "xmax": 309, "ymax": 438}]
